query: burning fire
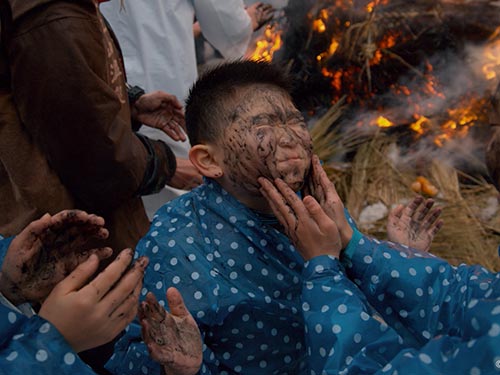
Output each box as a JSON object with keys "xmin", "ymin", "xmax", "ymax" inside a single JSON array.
[
  {"xmin": 375, "ymin": 116, "xmax": 393, "ymax": 128},
  {"xmin": 317, "ymin": 39, "xmax": 340, "ymax": 62},
  {"xmin": 482, "ymin": 27, "xmax": 500, "ymax": 81},
  {"xmin": 249, "ymin": 1, "xmax": 500, "ymax": 148},
  {"xmin": 374, "ymin": 96, "xmax": 489, "ymax": 147},
  {"xmin": 410, "ymin": 115, "xmax": 430, "ymax": 136},
  {"xmin": 249, "ymin": 24, "xmax": 282, "ymax": 62},
  {"xmin": 365, "ymin": 0, "xmax": 389, "ymax": 13}
]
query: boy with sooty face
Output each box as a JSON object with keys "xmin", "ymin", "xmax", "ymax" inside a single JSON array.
[
  {"xmin": 202, "ymin": 83, "xmax": 313, "ymax": 209},
  {"xmin": 107, "ymin": 60, "xmax": 444, "ymax": 375}
]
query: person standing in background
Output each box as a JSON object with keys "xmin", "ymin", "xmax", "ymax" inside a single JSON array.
[
  {"xmin": 0, "ymin": 0, "xmax": 181, "ymax": 252},
  {"xmin": 0, "ymin": 1, "xmax": 183, "ymax": 372},
  {"xmin": 100, "ymin": 0, "xmax": 274, "ymax": 218}
]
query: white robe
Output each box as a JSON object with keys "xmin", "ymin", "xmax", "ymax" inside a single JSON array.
[{"xmin": 100, "ymin": 0, "xmax": 252, "ymax": 217}]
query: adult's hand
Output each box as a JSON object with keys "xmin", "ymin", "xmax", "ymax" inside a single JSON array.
[
  {"xmin": 302, "ymin": 155, "xmax": 353, "ymax": 249},
  {"xmin": 167, "ymin": 158, "xmax": 203, "ymax": 191},
  {"xmin": 259, "ymin": 177, "xmax": 342, "ymax": 260},
  {"xmin": 0, "ymin": 210, "xmax": 112, "ymax": 306},
  {"xmin": 39, "ymin": 249, "xmax": 148, "ymax": 353},
  {"xmin": 140, "ymin": 288, "xmax": 202, "ymax": 375},
  {"xmin": 387, "ymin": 196, "xmax": 443, "ymax": 252},
  {"xmin": 132, "ymin": 91, "xmax": 186, "ymax": 142},
  {"xmin": 246, "ymin": 2, "xmax": 275, "ymax": 31}
]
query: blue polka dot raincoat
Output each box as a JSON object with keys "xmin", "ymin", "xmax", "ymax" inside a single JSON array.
[
  {"xmin": 107, "ymin": 179, "xmax": 500, "ymax": 375},
  {"xmin": 107, "ymin": 179, "xmax": 309, "ymax": 374},
  {"xmin": 302, "ymin": 230, "xmax": 500, "ymax": 374}
]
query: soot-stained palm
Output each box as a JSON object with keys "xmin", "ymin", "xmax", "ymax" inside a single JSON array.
[
  {"xmin": 0, "ymin": 210, "xmax": 112, "ymax": 305},
  {"xmin": 140, "ymin": 288, "xmax": 202, "ymax": 375},
  {"xmin": 386, "ymin": 196, "xmax": 443, "ymax": 252}
]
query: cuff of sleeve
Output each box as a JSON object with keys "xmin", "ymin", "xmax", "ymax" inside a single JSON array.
[
  {"xmin": 302, "ymin": 255, "xmax": 341, "ymax": 279},
  {"xmin": 342, "ymin": 228, "xmax": 363, "ymax": 261},
  {"xmin": 0, "ymin": 293, "xmax": 36, "ymax": 317},
  {"xmin": 135, "ymin": 134, "xmax": 177, "ymax": 196},
  {"xmin": 131, "ymin": 118, "xmax": 142, "ymax": 132}
]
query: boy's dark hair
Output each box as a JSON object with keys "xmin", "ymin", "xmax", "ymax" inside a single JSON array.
[{"xmin": 185, "ymin": 59, "xmax": 293, "ymax": 145}]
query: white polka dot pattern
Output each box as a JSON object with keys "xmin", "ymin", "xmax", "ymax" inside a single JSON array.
[
  {"xmin": 103, "ymin": 182, "xmax": 500, "ymax": 375},
  {"xmin": 107, "ymin": 180, "xmax": 309, "ymax": 374},
  {"xmin": 0, "ymin": 302, "xmax": 96, "ymax": 373},
  {"xmin": 301, "ymin": 232, "xmax": 500, "ymax": 374}
]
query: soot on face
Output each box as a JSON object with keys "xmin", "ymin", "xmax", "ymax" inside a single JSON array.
[{"xmin": 221, "ymin": 86, "xmax": 312, "ymax": 193}]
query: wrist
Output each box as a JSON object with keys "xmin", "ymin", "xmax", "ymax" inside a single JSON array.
[
  {"xmin": 127, "ymin": 83, "xmax": 146, "ymax": 129},
  {"xmin": 341, "ymin": 228, "xmax": 363, "ymax": 261},
  {"xmin": 126, "ymin": 83, "xmax": 145, "ymax": 106},
  {"xmin": 341, "ymin": 225, "xmax": 353, "ymax": 249}
]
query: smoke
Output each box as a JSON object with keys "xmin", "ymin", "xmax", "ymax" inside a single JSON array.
[
  {"xmin": 260, "ymin": 0, "xmax": 500, "ymax": 176},
  {"xmin": 334, "ymin": 41, "xmax": 498, "ymax": 173}
]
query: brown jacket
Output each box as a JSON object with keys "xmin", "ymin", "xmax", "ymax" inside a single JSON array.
[{"xmin": 0, "ymin": 0, "xmax": 175, "ymax": 250}]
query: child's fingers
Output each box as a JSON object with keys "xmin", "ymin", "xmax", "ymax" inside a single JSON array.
[
  {"xmin": 258, "ymin": 177, "xmax": 294, "ymax": 229},
  {"xmin": 274, "ymin": 178, "xmax": 308, "ymax": 219},
  {"xmin": 53, "ymin": 254, "xmax": 100, "ymax": 294},
  {"xmin": 82, "ymin": 248, "xmax": 134, "ymax": 301},
  {"xmin": 166, "ymin": 287, "xmax": 190, "ymax": 318},
  {"xmin": 102, "ymin": 256, "xmax": 149, "ymax": 315},
  {"xmin": 303, "ymin": 196, "xmax": 332, "ymax": 230},
  {"xmin": 389, "ymin": 204, "xmax": 405, "ymax": 220}
]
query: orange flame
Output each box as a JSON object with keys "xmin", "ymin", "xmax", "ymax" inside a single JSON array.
[
  {"xmin": 313, "ymin": 19, "xmax": 327, "ymax": 33},
  {"xmin": 317, "ymin": 39, "xmax": 340, "ymax": 62},
  {"xmin": 432, "ymin": 98, "xmax": 485, "ymax": 146},
  {"xmin": 248, "ymin": 2, "xmax": 497, "ymax": 148},
  {"xmin": 408, "ymin": 97, "xmax": 488, "ymax": 147},
  {"xmin": 313, "ymin": 9, "xmax": 330, "ymax": 33},
  {"xmin": 410, "ymin": 115, "xmax": 430, "ymax": 136},
  {"xmin": 375, "ymin": 116, "xmax": 394, "ymax": 128},
  {"xmin": 366, "ymin": 0, "xmax": 389, "ymax": 13},
  {"xmin": 482, "ymin": 27, "xmax": 500, "ymax": 80},
  {"xmin": 250, "ymin": 25, "xmax": 282, "ymax": 62}
]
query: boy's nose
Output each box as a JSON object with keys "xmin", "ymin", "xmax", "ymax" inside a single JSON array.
[{"xmin": 277, "ymin": 127, "xmax": 298, "ymax": 147}]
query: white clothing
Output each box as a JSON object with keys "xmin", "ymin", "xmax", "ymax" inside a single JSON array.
[{"xmin": 100, "ymin": 0, "xmax": 252, "ymax": 218}]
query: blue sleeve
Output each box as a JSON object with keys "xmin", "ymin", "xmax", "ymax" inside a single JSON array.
[
  {"xmin": 321, "ymin": 328, "xmax": 500, "ymax": 375},
  {"xmin": 342, "ymin": 234, "xmax": 500, "ymax": 342},
  {"xmin": 0, "ymin": 303, "xmax": 95, "ymax": 374},
  {"xmin": 105, "ymin": 234, "xmax": 163, "ymax": 375},
  {"xmin": 105, "ymin": 317, "xmax": 162, "ymax": 375},
  {"xmin": 301, "ymin": 255, "xmax": 407, "ymax": 374},
  {"xmin": 302, "ymin": 255, "xmax": 500, "ymax": 375}
]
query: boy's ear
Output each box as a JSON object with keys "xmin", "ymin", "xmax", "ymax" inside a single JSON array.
[{"xmin": 189, "ymin": 144, "xmax": 224, "ymax": 178}]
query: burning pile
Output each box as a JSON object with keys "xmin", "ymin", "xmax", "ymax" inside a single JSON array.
[
  {"xmin": 249, "ymin": 0, "xmax": 500, "ymax": 270},
  {"xmin": 251, "ymin": 0, "xmax": 500, "ymax": 151}
]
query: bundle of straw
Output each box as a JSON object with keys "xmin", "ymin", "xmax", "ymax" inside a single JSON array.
[{"xmin": 311, "ymin": 109, "xmax": 500, "ymax": 272}]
